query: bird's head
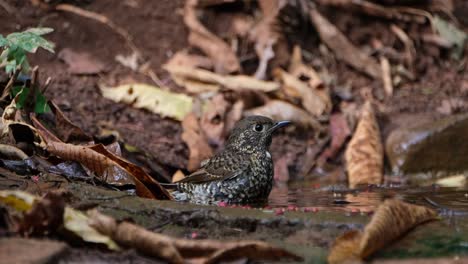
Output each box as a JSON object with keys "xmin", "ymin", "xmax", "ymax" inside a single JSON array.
[{"xmin": 225, "ymin": 115, "xmax": 290, "ymax": 152}]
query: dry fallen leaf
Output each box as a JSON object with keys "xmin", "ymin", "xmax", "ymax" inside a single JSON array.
[
  {"xmin": 309, "ymin": 8, "xmax": 381, "ymax": 79},
  {"xmin": 288, "ymin": 46, "xmax": 332, "ymax": 112},
  {"xmin": 184, "ymin": 0, "xmax": 240, "ymax": 74},
  {"xmin": 345, "ymin": 101, "xmax": 383, "ymax": 188},
  {"xmin": 100, "ymin": 83, "xmax": 193, "ymax": 121},
  {"xmin": 172, "ymin": 170, "xmax": 186, "ymax": 183},
  {"xmin": 0, "ymin": 190, "xmax": 120, "ymax": 250},
  {"xmin": 47, "ymin": 101, "xmax": 93, "ymax": 143},
  {"xmin": 58, "ymin": 48, "xmax": 105, "ymax": 75},
  {"xmin": 43, "ymin": 141, "xmax": 172, "ymax": 200},
  {"xmin": 89, "ymin": 210, "xmax": 303, "ymax": 264},
  {"xmin": 328, "ymin": 199, "xmax": 438, "ymax": 264},
  {"xmin": 245, "ymin": 100, "xmax": 321, "ymax": 129},
  {"xmin": 317, "ymin": 113, "xmax": 351, "ymax": 166},
  {"xmin": 165, "ymin": 50, "xmax": 213, "ymax": 70},
  {"xmin": 164, "ymin": 64, "xmax": 280, "ymax": 93},
  {"xmin": 182, "ymin": 113, "xmax": 213, "ymax": 172},
  {"xmin": 274, "ymin": 68, "xmax": 327, "ymax": 117}
]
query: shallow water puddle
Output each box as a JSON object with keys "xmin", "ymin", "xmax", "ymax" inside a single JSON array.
[{"xmin": 268, "ymin": 183, "xmax": 468, "ymax": 214}]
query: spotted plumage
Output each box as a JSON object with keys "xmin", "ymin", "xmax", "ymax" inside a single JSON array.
[{"xmin": 173, "ymin": 115, "xmax": 290, "ymax": 205}]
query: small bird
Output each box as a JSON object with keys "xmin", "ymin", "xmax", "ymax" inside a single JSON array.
[{"xmin": 172, "ymin": 115, "xmax": 290, "ymax": 205}]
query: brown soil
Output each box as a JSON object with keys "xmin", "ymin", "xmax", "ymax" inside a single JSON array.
[{"xmin": 0, "ymin": 0, "xmax": 467, "ymax": 181}]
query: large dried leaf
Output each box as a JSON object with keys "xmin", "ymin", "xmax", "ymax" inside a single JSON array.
[
  {"xmin": 245, "ymin": 100, "xmax": 321, "ymax": 129},
  {"xmin": 274, "ymin": 68, "xmax": 327, "ymax": 116},
  {"xmin": 184, "ymin": 0, "xmax": 240, "ymax": 74},
  {"xmin": 46, "ymin": 141, "xmax": 133, "ymax": 185},
  {"xmin": 328, "ymin": 199, "xmax": 438, "ymax": 263},
  {"xmin": 44, "ymin": 141, "xmax": 172, "ymax": 200},
  {"xmin": 182, "ymin": 113, "xmax": 213, "ymax": 171},
  {"xmin": 360, "ymin": 199, "xmax": 438, "ymax": 258},
  {"xmin": 0, "ymin": 190, "xmax": 120, "ymax": 250},
  {"xmin": 164, "ymin": 64, "xmax": 279, "ymax": 93},
  {"xmin": 309, "ymin": 8, "xmax": 381, "ymax": 79},
  {"xmin": 345, "ymin": 102, "xmax": 383, "ymax": 188},
  {"xmin": 89, "ymin": 210, "xmax": 303, "ymax": 264},
  {"xmin": 100, "ymin": 83, "xmax": 193, "ymax": 121}
]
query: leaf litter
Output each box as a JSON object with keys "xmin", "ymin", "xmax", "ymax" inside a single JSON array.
[{"xmin": 0, "ymin": 1, "xmax": 466, "ymax": 263}]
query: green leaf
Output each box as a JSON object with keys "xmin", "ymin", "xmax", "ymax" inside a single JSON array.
[
  {"xmin": 0, "ymin": 35, "xmax": 6, "ymax": 47},
  {"xmin": 34, "ymin": 89, "xmax": 51, "ymax": 114},
  {"xmin": 7, "ymin": 32, "xmax": 55, "ymax": 53},
  {"xmin": 433, "ymin": 16, "xmax": 467, "ymax": 59},
  {"xmin": 12, "ymin": 87, "xmax": 29, "ymax": 109}
]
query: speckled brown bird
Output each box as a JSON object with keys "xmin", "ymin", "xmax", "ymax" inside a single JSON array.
[{"xmin": 172, "ymin": 115, "xmax": 290, "ymax": 205}]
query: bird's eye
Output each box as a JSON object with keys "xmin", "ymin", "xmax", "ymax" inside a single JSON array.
[{"xmin": 253, "ymin": 124, "xmax": 264, "ymax": 132}]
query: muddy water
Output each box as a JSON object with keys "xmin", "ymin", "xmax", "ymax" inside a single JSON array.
[{"xmin": 268, "ymin": 182, "xmax": 468, "ymax": 214}]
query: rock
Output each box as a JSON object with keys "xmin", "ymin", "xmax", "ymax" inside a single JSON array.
[
  {"xmin": 0, "ymin": 238, "xmax": 68, "ymax": 264},
  {"xmin": 385, "ymin": 113, "xmax": 468, "ymax": 177}
]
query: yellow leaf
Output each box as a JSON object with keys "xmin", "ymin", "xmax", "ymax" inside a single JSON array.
[
  {"xmin": 435, "ymin": 174, "xmax": 467, "ymax": 188},
  {"xmin": 100, "ymin": 83, "xmax": 193, "ymax": 121},
  {"xmin": 64, "ymin": 208, "xmax": 120, "ymax": 250},
  {"xmin": 0, "ymin": 190, "xmax": 36, "ymax": 212}
]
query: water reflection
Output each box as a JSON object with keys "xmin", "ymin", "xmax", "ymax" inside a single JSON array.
[{"xmin": 268, "ymin": 182, "xmax": 468, "ymax": 214}]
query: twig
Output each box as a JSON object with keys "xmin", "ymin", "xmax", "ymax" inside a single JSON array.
[
  {"xmin": 0, "ymin": 69, "xmax": 20, "ymax": 102},
  {"xmin": 380, "ymin": 56, "xmax": 393, "ymax": 97},
  {"xmin": 390, "ymin": 24, "xmax": 416, "ymax": 73},
  {"xmin": 54, "ymin": 4, "xmax": 164, "ymax": 87}
]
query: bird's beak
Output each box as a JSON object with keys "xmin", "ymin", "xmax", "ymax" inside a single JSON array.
[{"xmin": 269, "ymin": 120, "xmax": 291, "ymax": 133}]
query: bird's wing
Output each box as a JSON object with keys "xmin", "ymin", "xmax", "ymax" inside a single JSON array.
[{"xmin": 175, "ymin": 153, "xmax": 249, "ymax": 184}]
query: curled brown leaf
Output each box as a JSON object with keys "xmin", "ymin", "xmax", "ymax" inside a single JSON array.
[
  {"xmin": 345, "ymin": 102, "xmax": 383, "ymax": 188},
  {"xmin": 43, "ymin": 141, "xmax": 172, "ymax": 200},
  {"xmin": 328, "ymin": 199, "xmax": 438, "ymax": 263}
]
